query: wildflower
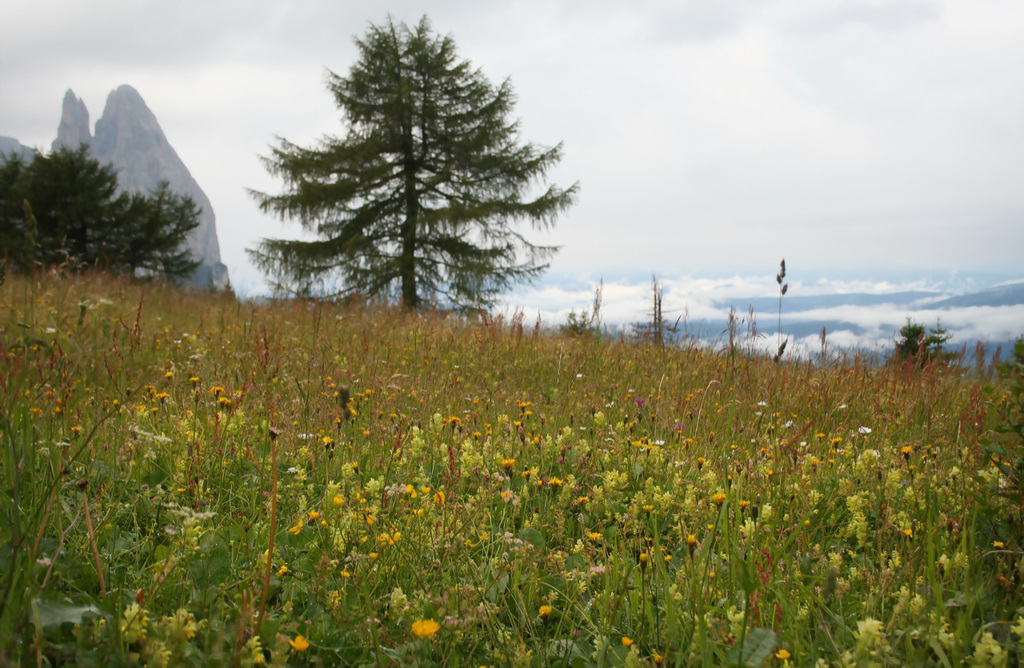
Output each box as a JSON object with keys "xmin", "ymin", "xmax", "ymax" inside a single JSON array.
[
  {"xmin": 411, "ymin": 619, "xmax": 441, "ymax": 638},
  {"xmin": 120, "ymin": 603, "xmax": 148, "ymax": 643},
  {"xmin": 548, "ymin": 477, "xmax": 564, "ymax": 488},
  {"xmin": 639, "ymin": 552, "xmax": 650, "ymax": 570},
  {"xmin": 712, "ymin": 492, "xmax": 727, "ymax": 506},
  {"xmin": 434, "ymin": 491, "xmax": 446, "ymax": 505},
  {"xmin": 277, "ymin": 564, "xmax": 289, "ymax": 577},
  {"xmin": 857, "ymin": 426, "xmax": 872, "ymax": 435},
  {"xmin": 775, "ymin": 648, "xmax": 791, "ymax": 660},
  {"xmin": 993, "ymin": 541, "xmax": 1004, "ymax": 548},
  {"xmin": 538, "ymin": 605, "xmax": 553, "ymax": 620},
  {"xmin": 588, "ymin": 532, "xmax": 603, "ymax": 541},
  {"xmin": 502, "ymin": 458, "xmax": 516, "ymax": 471},
  {"xmin": 969, "ymin": 631, "xmax": 1006, "ymax": 666},
  {"xmin": 621, "ymin": 636, "xmax": 634, "ymax": 647},
  {"xmin": 289, "ymin": 634, "xmax": 310, "ymax": 651}
]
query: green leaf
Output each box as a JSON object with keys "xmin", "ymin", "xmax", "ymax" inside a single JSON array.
[
  {"xmin": 725, "ymin": 627, "xmax": 778, "ymax": 667},
  {"xmin": 518, "ymin": 526, "xmax": 545, "ymax": 549},
  {"xmin": 32, "ymin": 598, "xmax": 103, "ymax": 629}
]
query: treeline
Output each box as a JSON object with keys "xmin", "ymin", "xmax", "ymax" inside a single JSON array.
[{"xmin": 0, "ymin": 146, "xmax": 200, "ymax": 281}]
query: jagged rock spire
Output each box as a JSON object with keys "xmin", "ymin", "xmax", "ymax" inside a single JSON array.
[{"xmin": 52, "ymin": 89, "xmax": 92, "ymax": 151}]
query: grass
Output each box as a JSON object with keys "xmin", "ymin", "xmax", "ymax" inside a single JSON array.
[{"xmin": 1, "ymin": 271, "xmax": 1022, "ymax": 667}]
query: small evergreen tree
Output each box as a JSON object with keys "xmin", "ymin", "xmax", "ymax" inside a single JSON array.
[
  {"xmin": 893, "ymin": 318, "xmax": 953, "ymax": 365},
  {"xmin": 115, "ymin": 182, "xmax": 201, "ymax": 280},
  {"xmin": 249, "ymin": 16, "xmax": 577, "ymax": 308}
]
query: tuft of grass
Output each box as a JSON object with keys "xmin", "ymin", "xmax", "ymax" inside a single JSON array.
[{"xmin": 0, "ymin": 271, "xmax": 1022, "ymax": 666}]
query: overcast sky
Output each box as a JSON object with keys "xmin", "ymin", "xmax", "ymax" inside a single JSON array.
[{"xmin": 2, "ymin": 0, "xmax": 1023, "ymax": 320}]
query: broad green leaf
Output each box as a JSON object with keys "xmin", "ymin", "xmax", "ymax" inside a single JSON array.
[{"xmin": 725, "ymin": 627, "xmax": 778, "ymax": 667}]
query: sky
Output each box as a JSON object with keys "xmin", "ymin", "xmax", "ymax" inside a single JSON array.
[{"xmin": 2, "ymin": 0, "xmax": 1023, "ymax": 339}]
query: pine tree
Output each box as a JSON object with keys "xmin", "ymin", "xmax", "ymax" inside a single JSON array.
[
  {"xmin": 248, "ymin": 16, "xmax": 577, "ymax": 308},
  {"xmin": 893, "ymin": 318, "xmax": 953, "ymax": 366},
  {"xmin": 115, "ymin": 182, "xmax": 201, "ymax": 280}
]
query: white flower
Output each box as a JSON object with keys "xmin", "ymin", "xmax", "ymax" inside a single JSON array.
[{"xmin": 858, "ymin": 426, "xmax": 872, "ymax": 435}]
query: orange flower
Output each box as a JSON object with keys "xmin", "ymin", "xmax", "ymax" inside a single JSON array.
[
  {"xmin": 411, "ymin": 619, "xmax": 440, "ymax": 638},
  {"xmin": 289, "ymin": 634, "xmax": 310, "ymax": 651}
]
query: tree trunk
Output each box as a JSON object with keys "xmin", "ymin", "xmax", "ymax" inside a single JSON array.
[{"xmin": 400, "ymin": 156, "xmax": 419, "ymax": 309}]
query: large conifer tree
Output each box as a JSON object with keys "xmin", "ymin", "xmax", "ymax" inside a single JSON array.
[{"xmin": 248, "ymin": 16, "xmax": 577, "ymax": 308}]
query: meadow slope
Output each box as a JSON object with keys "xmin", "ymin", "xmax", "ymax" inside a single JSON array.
[{"xmin": 1, "ymin": 273, "xmax": 1022, "ymax": 666}]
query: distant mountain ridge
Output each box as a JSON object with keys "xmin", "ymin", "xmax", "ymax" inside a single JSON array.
[
  {"xmin": 715, "ymin": 282, "xmax": 1024, "ymax": 315},
  {"xmin": 0, "ymin": 136, "xmax": 35, "ymax": 162},
  {"xmin": 2, "ymin": 86, "xmax": 228, "ymax": 289},
  {"xmin": 703, "ymin": 281, "xmax": 1024, "ymax": 356}
]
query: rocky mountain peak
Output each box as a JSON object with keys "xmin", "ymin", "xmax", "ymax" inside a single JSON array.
[{"xmin": 52, "ymin": 89, "xmax": 92, "ymax": 151}]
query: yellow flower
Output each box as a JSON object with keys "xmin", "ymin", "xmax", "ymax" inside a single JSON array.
[
  {"xmin": 712, "ymin": 492, "xmax": 727, "ymax": 506},
  {"xmin": 993, "ymin": 541, "xmax": 1005, "ymax": 548},
  {"xmin": 621, "ymin": 636, "xmax": 634, "ymax": 647},
  {"xmin": 289, "ymin": 634, "xmax": 310, "ymax": 651},
  {"xmin": 120, "ymin": 603, "xmax": 148, "ymax": 643},
  {"xmin": 434, "ymin": 491, "xmax": 446, "ymax": 505},
  {"xmin": 775, "ymin": 648, "xmax": 791, "ymax": 660},
  {"xmin": 538, "ymin": 605, "xmax": 553, "ymax": 619},
  {"xmin": 411, "ymin": 619, "xmax": 440, "ymax": 638}
]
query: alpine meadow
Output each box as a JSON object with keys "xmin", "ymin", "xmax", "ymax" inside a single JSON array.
[
  {"xmin": 2, "ymin": 268, "xmax": 1023, "ymax": 666},
  {"xmin": 3, "ymin": 13, "xmax": 1024, "ymax": 668}
]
